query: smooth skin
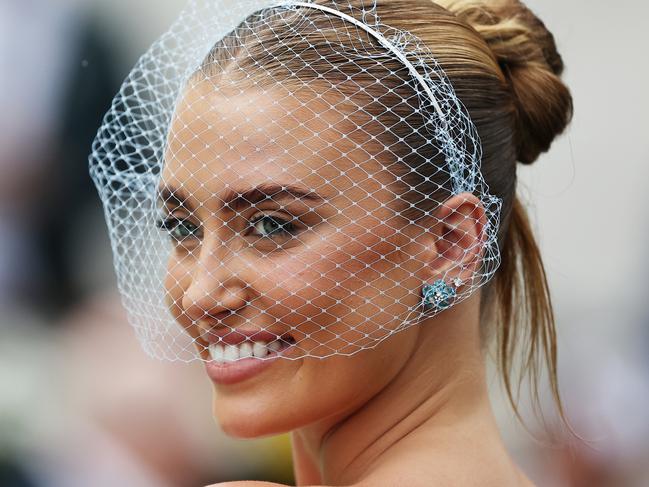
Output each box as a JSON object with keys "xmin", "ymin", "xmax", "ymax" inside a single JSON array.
[{"xmin": 160, "ymin": 81, "xmax": 534, "ymax": 486}]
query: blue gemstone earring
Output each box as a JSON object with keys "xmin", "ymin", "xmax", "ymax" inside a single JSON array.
[{"xmin": 422, "ymin": 279, "xmax": 457, "ymax": 311}]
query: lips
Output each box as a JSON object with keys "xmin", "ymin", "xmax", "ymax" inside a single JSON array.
[{"xmin": 200, "ymin": 328, "xmax": 297, "ymax": 385}]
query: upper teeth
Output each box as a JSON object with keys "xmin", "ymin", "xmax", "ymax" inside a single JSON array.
[{"xmin": 209, "ymin": 340, "xmax": 282, "ymax": 363}]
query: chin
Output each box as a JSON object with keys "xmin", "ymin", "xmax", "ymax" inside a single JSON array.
[
  {"xmin": 210, "ymin": 381, "xmax": 307, "ymax": 439},
  {"xmin": 216, "ymin": 412, "xmax": 273, "ymax": 439}
]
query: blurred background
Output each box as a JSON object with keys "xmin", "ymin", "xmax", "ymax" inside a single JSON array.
[{"xmin": 0, "ymin": 0, "xmax": 647, "ymax": 486}]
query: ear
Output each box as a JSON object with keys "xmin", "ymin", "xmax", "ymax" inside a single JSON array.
[{"xmin": 424, "ymin": 192, "xmax": 488, "ymax": 285}]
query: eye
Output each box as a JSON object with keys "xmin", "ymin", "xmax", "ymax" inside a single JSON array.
[
  {"xmin": 249, "ymin": 214, "xmax": 298, "ymax": 239},
  {"xmin": 157, "ymin": 216, "xmax": 201, "ymax": 243}
]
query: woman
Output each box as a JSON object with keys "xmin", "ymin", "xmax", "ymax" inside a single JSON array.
[{"xmin": 90, "ymin": 0, "xmax": 573, "ymax": 485}]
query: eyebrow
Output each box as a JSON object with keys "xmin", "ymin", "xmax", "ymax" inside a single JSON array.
[{"xmin": 157, "ymin": 182, "xmax": 325, "ymax": 212}]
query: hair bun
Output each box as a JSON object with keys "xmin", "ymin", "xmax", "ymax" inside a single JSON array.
[{"xmin": 437, "ymin": 0, "xmax": 573, "ymax": 164}]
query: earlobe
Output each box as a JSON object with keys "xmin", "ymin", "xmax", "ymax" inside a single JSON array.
[{"xmin": 426, "ymin": 192, "xmax": 487, "ymax": 283}]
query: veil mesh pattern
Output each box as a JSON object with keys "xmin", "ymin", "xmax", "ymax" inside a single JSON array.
[{"xmin": 90, "ymin": 0, "xmax": 502, "ymax": 363}]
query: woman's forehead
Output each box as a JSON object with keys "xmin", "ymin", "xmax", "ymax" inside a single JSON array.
[{"xmin": 163, "ymin": 80, "xmax": 389, "ymax": 191}]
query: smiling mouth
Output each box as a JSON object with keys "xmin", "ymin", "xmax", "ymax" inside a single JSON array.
[{"xmin": 207, "ymin": 334, "xmax": 296, "ymax": 363}]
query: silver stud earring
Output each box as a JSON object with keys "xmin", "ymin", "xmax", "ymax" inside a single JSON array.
[{"xmin": 422, "ymin": 279, "xmax": 457, "ymax": 311}]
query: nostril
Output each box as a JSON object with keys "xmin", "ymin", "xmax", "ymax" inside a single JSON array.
[{"xmin": 280, "ymin": 334, "xmax": 297, "ymax": 346}]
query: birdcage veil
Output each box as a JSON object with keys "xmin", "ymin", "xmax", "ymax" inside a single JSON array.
[{"xmin": 89, "ymin": 0, "xmax": 502, "ymax": 363}]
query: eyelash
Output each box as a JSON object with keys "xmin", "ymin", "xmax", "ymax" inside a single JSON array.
[
  {"xmin": 156, "ymin": 214, "xmax": 300, "ymax": 243},
  {"xmin": 156, "ymin": 217, "xmax": 201, "ymax": 242},
  {"xmin": 248, "ymin": 214, "xmax": 298, "ymax": 239}
]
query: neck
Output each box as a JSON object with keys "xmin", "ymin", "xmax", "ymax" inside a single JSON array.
[{"xmin": 290, "ymin": 297, "xmax": 503, "ymax": 485}]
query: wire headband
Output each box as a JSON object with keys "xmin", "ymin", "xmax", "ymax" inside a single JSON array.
[{"xmin": 272, "ymin": 1, "xmax": 447, "ymax": 119}]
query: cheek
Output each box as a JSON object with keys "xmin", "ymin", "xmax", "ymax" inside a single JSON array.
[{"xmin": 253, "ymin": 224, "xmax": 421, "ymax": 357}]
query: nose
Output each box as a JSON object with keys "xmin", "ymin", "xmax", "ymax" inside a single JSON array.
[{"xmin": 181, "ymin": 246, "xmax": 250, "ymax": 324}]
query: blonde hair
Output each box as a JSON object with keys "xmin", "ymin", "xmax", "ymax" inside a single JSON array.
[
  {"xmin": 433, "ymin": 0, "xmax": 573, "ymax": 427},
  {"xmin": 201, "ymin": 0, "xmax": 574, "ymax": 426}
]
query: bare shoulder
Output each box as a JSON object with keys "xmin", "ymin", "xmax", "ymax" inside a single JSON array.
[
  {"xmin": 206, "ymin": 483, "xmax": 325, "ymax": 487},
  {"xmin": 205, "ymin": 482, "xmax": 286, "ymax": 487},
  {"xmin": 206, "ymin": 483, "xmax": 284, "ymax": 487}
]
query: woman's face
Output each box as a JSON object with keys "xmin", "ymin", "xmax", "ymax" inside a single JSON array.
[{"xmin": 160, "ymin": 80, "xmax": 432, "ymax": 437}]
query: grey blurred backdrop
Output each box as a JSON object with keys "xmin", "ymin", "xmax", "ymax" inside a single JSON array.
[{"xmin": 0, "ymin": 0, "xmax": 648, "ymax": 486}]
